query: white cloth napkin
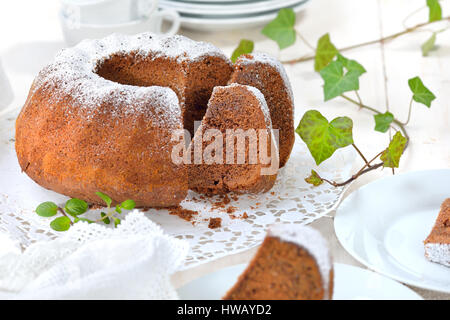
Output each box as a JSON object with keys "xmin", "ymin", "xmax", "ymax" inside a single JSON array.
[
  {"xmin": 0, "ymin": 211, "xmax": 189, "ymax": 299},
  {"xmin": 0, "ymin": 59, "xmax": 14, "ymax": 109}
]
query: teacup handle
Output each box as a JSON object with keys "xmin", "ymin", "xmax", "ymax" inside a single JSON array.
[{"xmin": 155, "ymin": 9, "xmax": 180, "ymax": 35}]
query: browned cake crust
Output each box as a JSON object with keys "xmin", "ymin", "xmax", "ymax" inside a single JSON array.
[
  {"xmin": 229, "ymin": 53, "xmax": 295, "ymax": 168},
  {"xmin": 425, "ymin": 198, "xmax": 450, "ymax": 245},
  {"xmin": 223, "ymin": 236, "xmax": 333, "ymax": 300},
  {"xmin": 16, "ymin": 82, "xmax": 187, "ymax": 207},
  {"xmin": 188, "ymin": 84, "xmax": 277, "ymax": 195}
]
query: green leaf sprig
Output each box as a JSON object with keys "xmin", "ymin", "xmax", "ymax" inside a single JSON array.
[
  {"xmin": 231, "ymin": 39, "xmax": 254, "ymax": 63},
  {"xmin": 35, "ymin": 193, "xmax": 136, "ymax": 232}
]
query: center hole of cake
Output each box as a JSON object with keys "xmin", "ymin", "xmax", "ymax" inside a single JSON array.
[{"xmin": 96, "ymin": 53, "xmax": 183, "ymax": 90}]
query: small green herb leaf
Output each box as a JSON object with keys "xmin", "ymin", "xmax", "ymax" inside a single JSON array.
[
  {"xmin": 314, "ymin": 33, "xmax": 338, "ymax": 71},
  {"xmin": 421, "ymin": 32, "xmax": 437, "ymax": 56},
  {"xmin": 64, "ymin": 198, "xmax": 88, "ymax": 216},
  {"xmin": 374, "ymin": 111, "xmax": 394, "ymax": 133},
  {"xmin": 74, "ymin": 217, "xmax": 94, "ymax": 224},
  {"xmin": 112, "ymin": 217, "xmax": 121, "ymax": 228},
  {"xmin": 96, "ymin": 191, "xmax": 112, "ymax": 207},
  {"xmin": 427, "ymin": 0, "xmax": 442, "ymax": 22},
  {"xmin": 120, "ymin": 199, "xmax": 136, "ymax": 210},
  {"xmin": 115, "ymin": 205, "xmax": 122, "ymax": 214},
  {"xmin": 36, "ymin": 201, "xmax": 58, "ymax": 217},
  {"xmin": 380, "ymin": 131, "xmax": 407, "ymax": 168},
  {"xmin": 305, "ymin": 170, "xmax": 324, "ymax": 186},
  {"xmin": 231, "ymin": 39, "xmax": 254, "ymax": 63},
  {"xmin": 261, "ymin": 8, "xmax": 296, "ymax": 49},
  {"xmin": 296, "ymin": 110, "xmax": 354, "ymax": 165},
  {"xmin": 101, "ymin": 212, "xmax": 110, "ymax": 225},
  {"xmin": 50, "ymin": 216, "xmax": 71, "ymax": 232},
  {"xmin": 408, "ymin": 76, "xmax": 436, "ymax": 107},
  {"xmin": 320, "ymin": 60, "xmax": 363, "ymax": 101}
]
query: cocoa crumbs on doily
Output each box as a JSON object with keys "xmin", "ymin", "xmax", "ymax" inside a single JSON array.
[
  {"xmin": 226, "ymin": 206, "xmax": 237, "ymax": 214},
  {"xmin": 208, "ymin": 217, "xmax": 222, "ymax": 229},
  {"xmin": 169, "ymin": 206, "xmax": 198, "ymax": 222}
]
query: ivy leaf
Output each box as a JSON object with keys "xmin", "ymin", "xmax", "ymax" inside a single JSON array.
[
  {"xmin": 320, "ymin": 60, "xmax": 362, "ymax": 101},
  {"xmin": 408, "ymin": 76, "xmax": 436, "ymax": 107},
  {"xmin": 231, "ymin": 39, "xmax": 254, "ymax": 63},
  {"xmin": 380, "ymin": 131, "xmax": 407, "ymax": 168},
  {"xmin": 50, "ymin": 216, "xmax": 71, "ymax": 232},
  {"xmin": 36, "ymin": 201, "xmax": 58, "ymax": 217},
  {"xmin": 96, "ymin": 191, "xmax": 112, "ymax": 207},
  {"xmin": 314, "ymin": 33, "xmax": 338, "ymax": 71},
  {"xmin": 374, "ymin": 111, "xmax": 394, "ymax": 133},
  {"xmin": 336, "ymin": 54, "xmax": 366, "ymax": 76},
  {"xmin": 305, "ymin": 170, "xmax": 324, "ymax": 186},
  {"xmin": 100, "ymin": 212, "xmax": 110, "ymax": 225},
  {"xmin": 427, "ymin": 0, "xmax": 442, "ymax": 22},
  {"xmin": 421, "ymin": 32, "xmax": 437, "ymax": 56},
  {"xmin": 64, "ymin": 198, "xmax": 88, "ymax": 216},
  {"xmin": 296, "ymin": 110, "xmax": 354, "ymax": 165},
  {"xmin": 120, "ymin": 199, "xmax": 136, "ymax": 210},
  {"xmin": 261, "ymin": 8, "xmax": 296, "ymax": 49}
]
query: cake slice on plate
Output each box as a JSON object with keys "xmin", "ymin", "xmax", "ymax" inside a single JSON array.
[
  {"xmin": 223, "ymin": 224, "xmax": 333, "ymax": 300},
  {"xmin": 424, "ymin": 198, "xmax": 450, "ymax": 267}
]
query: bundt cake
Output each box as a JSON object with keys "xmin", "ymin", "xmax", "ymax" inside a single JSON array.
[
  {"xmin": 15, "ymin": 33, "xmax": 232, "ymax": 207},
  {"xmin": 223, "ymin": 224, "xmax": 333, "ymax": 300},
  {"xmin": 424, "ymin": 198, "xmax": 450, "ymax": 267},
  {"xmin": 188, "ymin": 84, "xmax": 278, "ymax": 195},
  {"xmin": 229, "ymin": 53, "xmax": 295, "ymax": 168},
  {"xmin": 16, "ymin": 33, "xmax": 295, "ymax": 208}
]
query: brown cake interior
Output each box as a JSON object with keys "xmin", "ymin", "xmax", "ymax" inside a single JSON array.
[
  {"xmin": 229, "ymin": 55, "xmax": 294, "ymax": 168},
  {"xmin": 96, "ymin": 52, "xmax": 232, "ymax": 134},
  {"xmin": 425, "ymin": 198, "xmax": 450, "ymax": 245},
  {"xmin": 188, "ymin": 85, "xmax": 277, "ymax": 195},
  {"xmin": 223, "ymin": 236, "xmax": 332, "ymax": 300}
]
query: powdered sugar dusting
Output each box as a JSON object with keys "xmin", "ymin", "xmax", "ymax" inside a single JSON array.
[
  {"xmin": 425, "ymin": 243, "xmax": 450, "ymax": 267},
  {"xmin": 31, "ymin": 33, "xmax": 231, "ymax": 127},
  {"xmin": 268, "ymin": 224, "xmax": 332, "ymax": 299},
  {"xmin": 236, "ymin": 52, "xmax": 294, "ymax": 104}
]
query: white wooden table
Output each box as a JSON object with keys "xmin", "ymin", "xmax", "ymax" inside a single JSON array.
[{"xmin": 0, "ymin": 0, "xmax": 448, "ymax": 299}]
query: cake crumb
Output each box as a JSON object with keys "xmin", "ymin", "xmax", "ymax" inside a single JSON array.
[
  {"xmin": 208, "ymin": 217, "xmax": 222, "ymax": 229},
  {"xmin": 169, "ymin": 206, "xmax": 198, "ymax": 222},
  {"xmin": 226, "ymin": 206, "xmax": 237, "ymax": 214}
]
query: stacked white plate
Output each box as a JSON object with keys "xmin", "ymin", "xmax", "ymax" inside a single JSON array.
[{"xmin": 159, "ymin": 0, "xmax": 311, "ymax": 31}]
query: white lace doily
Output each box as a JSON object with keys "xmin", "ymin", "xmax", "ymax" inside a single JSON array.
[{"xmin": 0, "ymin": 110, "xmax": 355, "ymax": 270}]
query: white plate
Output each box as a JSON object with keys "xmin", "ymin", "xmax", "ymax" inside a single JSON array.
[
  {"xmin": 160, "ymin": 0, "xmax": 306, "ymax": 16},
  {"xmin": 177, "ymin": 263, "xmax": 423, "ymax": 300},
  {"xmin": 177, "ymin": 0, "xmax": 310, "ymax": 31},
  {"xmin": 335, "ymin": 169, "xmax": 450, "ymax": 293}
]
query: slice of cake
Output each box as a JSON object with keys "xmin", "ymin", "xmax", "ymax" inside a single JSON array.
[
  {"xmin": 229, "ymin": 52, "xmax": 295, "ymax": 168},
  {"xmin": 223, "ymin": 224, "xmax": 333, "ymax": 300},
  {"xmin": 188, "ymin": 83, "xmax": 278, "ymax": 195},
  {"xmin": 424, "ymin": 198, "xmax": 450, "ymax": 267}
]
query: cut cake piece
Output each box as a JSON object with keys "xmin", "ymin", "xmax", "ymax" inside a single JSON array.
[
  {"xmin": 424, "ymin": 198, "xmax": 450, "ymax": 267},
  {"xmin": 223, "ymin": 224, "xmax": 334, "ymax": 300},
  {"xmin": 188, "ymin": 83, "xmax": 278, "ymax": 195}
]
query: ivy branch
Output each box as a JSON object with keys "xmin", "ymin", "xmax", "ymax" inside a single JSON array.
[
  {"xmin": 231, "ymin": 1, "xmax": 439, "ymax": 187},
  {"xmin": 283, "ymin": 0, "xmax": 450, "ymax": 63},
  {"xmin": 35, "ymin": 192, "xmax": 136, "ymax": 231}
]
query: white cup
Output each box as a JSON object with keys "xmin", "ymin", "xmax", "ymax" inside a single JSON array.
[
  {"xmin": 60, "ymin": 0, "xmax": 180, "ymax": 46},
  {"xmin": 0, "ymin": 60, "xmax": 14, "ymax": 111}
]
